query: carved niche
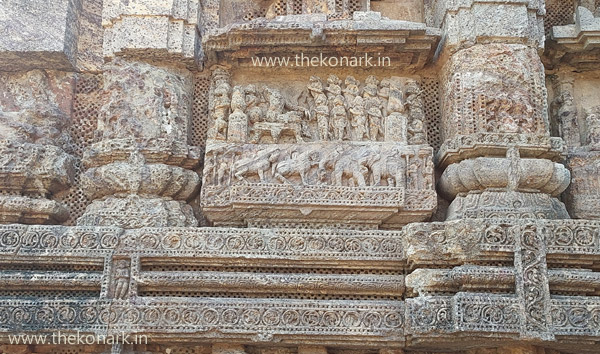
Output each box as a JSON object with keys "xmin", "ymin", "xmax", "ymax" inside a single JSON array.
[{"xmin": 201, "ymin": 69, "xmax": 436, "ymax": 228}]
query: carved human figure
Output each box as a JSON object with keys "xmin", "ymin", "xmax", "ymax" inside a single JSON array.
[
  {"xmin": 266, "ymin": 88, "xmax": 286, "ymax": 123},
  {"xmin": 330, "ymin": 95, "xmax": 347, "ymax": 140},
  {"xmin": 408, "ymin": 118, "xmax": 427, "ymax": 145},
  {"xmin": 343, "ymin": 76, "xmax": 360, "ymax": 105},
  {"xmin": 326, "ymin": 75, "xmax": 343, "ymax": 104},
  {"xmin": 407, "ymin": 156, "xmax": 422, "ymax": 189},
  {"xmin": 585, "ymin": 107, "xmax": 600, "ymax": 149},
  {"xmin": 349, "ymin": 96, "xmax": 368, "ymax": 141},
  {"xmin": 227, "ymin": 86, "xmax": 249, "ymax": 142},
  {"xmin": 245, "ymin": 84, "xmax": 264, "ymax": 125},
  {"xmin": 363, "ymin": 79, "xmax": 383, "ymax": 141},
  {"xmin": 209, "ymin": 85, "xmax": 230, "ymax": 140},
  {"xmin": 424, "ymin": 157, "xmax": 434, "ymax": 189},
  {"xmin": 378, "ymin": 78, "xmax": 391, "ymax": 117},
  {"xmin": 308, "ymin": 76, "xmax": 329, "ymax": 141},
  {"xmin": 387, "ymin": 81, "xmax": 405, "ymax": 114},
  {"xmin": 112, "ymin": 259, "xmax": 130, "ymax": 300}
]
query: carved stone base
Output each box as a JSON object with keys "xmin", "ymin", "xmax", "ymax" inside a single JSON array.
[
  {"xmin": 77, "ymin": 195, "xmax": 197, "ymax": 228},
  {"xmin": 445, "ymin": 191, "xmax": 570, "ymax": 220}
]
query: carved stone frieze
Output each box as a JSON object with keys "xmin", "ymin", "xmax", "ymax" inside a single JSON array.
[
  {"xmin": 201, "ymin": 141, "xmax": 435, "ymax": 227},
  {"xmin": 207, "ymin": 73, "xmax": 427, "ymax": 145}
]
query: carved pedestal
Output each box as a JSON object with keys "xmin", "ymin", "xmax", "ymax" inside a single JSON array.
[
  {"xmin": 77, "ymin": 60, "xmax": 202, "ymax": 228},
  {"xmin": 439, "ymin": 150, "xmax": 571, "ymax": 220}
]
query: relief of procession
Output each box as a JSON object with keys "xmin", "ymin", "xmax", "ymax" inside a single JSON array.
[
  {"xmin": 204, "ymin": 143, "xmax": 434, "ymax": 190},
  {"xmin": 207, "ymin": 67, "xmax": 428, "ymax": 145}
]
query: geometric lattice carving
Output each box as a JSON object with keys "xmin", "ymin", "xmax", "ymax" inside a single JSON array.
[
  {"xmin": 421, "ymin": 77, "xmax": 442, "ymax": 151},
  {"xmin": 545, "ymin": 0, "xmax": 575, "ymax": 35},
  {"xmin": 55, "ymin": 74, "xmax": 102, "ymax": 226},
  {"xmin": 190, "ymin": 74, "xmax": 211, "ymax": 147}
]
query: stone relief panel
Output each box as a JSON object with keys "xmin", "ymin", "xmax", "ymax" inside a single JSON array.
[
  {"xmin": 200, "ymin": 68, "xmax": 435, "ymax": 228},
  {"xmin": 201, "ymin": 142, "xmax": 435, "ymax": 227},
  {"xmin": 207, "ymin": 71, "xmax": 427, "ymax": 145},
  {"xmin": 441, "ymin": 44, "xmax": 549, "ymax": 143}
]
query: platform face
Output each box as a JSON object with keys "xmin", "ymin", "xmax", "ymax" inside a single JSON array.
[{"xmin": 0, "ymin": 220, "xmax": 599, "ymax": 350}]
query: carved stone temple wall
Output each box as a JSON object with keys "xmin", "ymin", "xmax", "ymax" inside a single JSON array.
[{"xmin": 1, "ymin": 0, "xmax": 600, "ymax": 354}]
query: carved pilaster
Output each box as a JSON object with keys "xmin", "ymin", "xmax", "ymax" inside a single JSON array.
[
  {"xmin": 514, "ymin": 224, "xmax": 554, "ymax": 341},
  {"xmin": 433, "ymin": 0, "xmax": 570, "ymax": 221},
  {"xmin": 77, "ymin": 59, "xmax": 201, "ymax": 228}
]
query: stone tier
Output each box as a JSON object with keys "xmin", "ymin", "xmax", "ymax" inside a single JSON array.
[
  {"xmin": 201, "ymin": 141, "xmax": 436, "ymax": 228},
  {"xmin": 0, "ymin": 219, "xmax": 599, "ymax": 351},
  {"xmin": 203, "ymin": 12, "xmax": 441, "ymax": 70}
]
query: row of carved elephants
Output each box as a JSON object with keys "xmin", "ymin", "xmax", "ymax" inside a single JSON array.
[{"xmin": 203, "ymin": 143, "xmax": 433, "ymax": 189}]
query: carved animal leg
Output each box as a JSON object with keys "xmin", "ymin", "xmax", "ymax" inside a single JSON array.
[
  {"xmin": 354, "ymin": 169, "xmax": 367, "ymax": 187},
  {"xmin": 275, "ymin": 173, "xmax": 293, "ymax": 185}
]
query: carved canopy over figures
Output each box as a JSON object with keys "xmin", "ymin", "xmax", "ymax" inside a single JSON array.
[{"xmin": 207, "ymin": 69, "xmax": 428, "ymax": 146}]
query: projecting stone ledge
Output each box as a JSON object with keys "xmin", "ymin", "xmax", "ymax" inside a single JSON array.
[
  {"xmin": 203, "ymin": 12, "xmax": 441, "ymax": 70},
  {"xmin": 552, "ymin": 7, "xmax": 600, "ymax": 52},
  {"xmin": 0, "ymin": 0, "xmax": 82, "ymax": 71}
]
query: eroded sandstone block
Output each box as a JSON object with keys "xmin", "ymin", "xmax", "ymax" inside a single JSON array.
[
  {"xmin": 0, "ymin": 70, "xmax": 77, "ymax": 224},
  {"xmin": 102, "ymin": 0, "xmax": 201, "ymax": 65},
  {"xmin": 0, "ymin": 0, "xmax": 82, "ymax": 71}
]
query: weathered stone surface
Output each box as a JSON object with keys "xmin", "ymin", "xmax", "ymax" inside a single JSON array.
[
  {"xmin": 77, "ymin": 59, "xmax": 201, "ymax": 228},
  {"xmin": 0, "ymin": 70, "xmax": 76, "ymax": 224},
  {"xmin": 0, "ymin": 0, "xmax": 82, "ymax": 71},
  {"xmin": 3, "ymin": 0, "xmax": 600, "ymax": 352},
  {"xmin": 552, "ymin": 6, "xmax": 600, "ymax": 51},
  {"xmin": 564, "ymin": 150, "xmax": 600, "ymax": 219},
  {"xmin": 428, "ymin": 0, "xmax": 545, "ymax": 53},
  {"xmin": 102, "ymin": 0, "xmax": 200, "ymax": 65}
]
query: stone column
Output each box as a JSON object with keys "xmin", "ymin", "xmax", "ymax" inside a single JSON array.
[
  {"xmin": 0, "ymin": 70, "xmax": 77, "ymax": 224},
  {"xmin": 77, "ymin": 1, "xmax": 202, "ymax": 228},
  {"xmin": 433, "ymin": 0, "xmax": 571, "ymax": 220}
]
